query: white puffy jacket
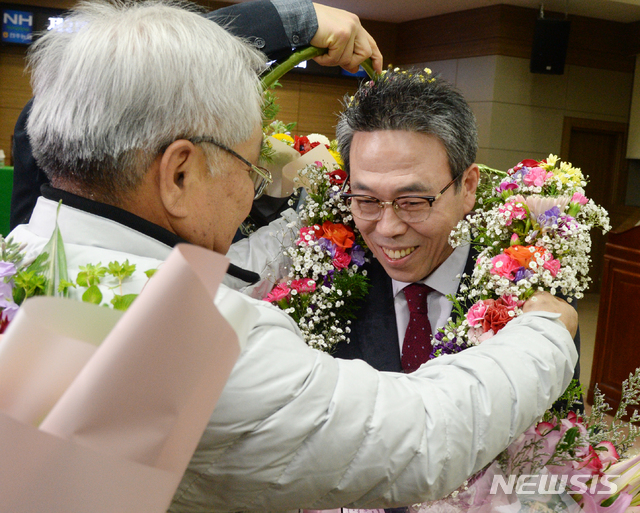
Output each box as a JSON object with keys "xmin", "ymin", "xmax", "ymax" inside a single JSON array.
[{"xmin": 10, "ymin": 197, "xmax": 578, "ymax": 512}]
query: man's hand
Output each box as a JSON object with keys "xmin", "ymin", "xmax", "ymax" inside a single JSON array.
[
  {"xmin": 523, "ymin": 292, "xmax": 578, "ymax": 338},
  {"xmin": 310, "ymin": 3, "xmax": 383, "ymax": 74}
]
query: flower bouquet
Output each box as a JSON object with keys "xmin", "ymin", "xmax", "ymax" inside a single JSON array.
[
  {"xmin": 431, "ymin": 155, "xmax": 611, "ymax": 357},
  {"xmin": 261, "ymin": 126, "xmax": 370, "ymax": 352}
]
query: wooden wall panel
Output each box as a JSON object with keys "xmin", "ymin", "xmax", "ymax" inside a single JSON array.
[
  {"xmin": 0, "ymin": 45, "xmax": 30, "ymax": 165},
  {"xmin": 396, "ymin": 5, "xmax": 636, "ymax": 73},
  {"xmin": 275, "ymin": 75, "xmax": 358, "ymax": 138}
]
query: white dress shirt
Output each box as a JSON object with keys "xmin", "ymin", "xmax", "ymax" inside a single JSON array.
[{"xmin": 393, "ymin": 244, "xmax": 471, "ymax": 355}]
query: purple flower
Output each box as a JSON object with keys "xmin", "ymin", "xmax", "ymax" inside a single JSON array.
[
  {"xmin": 0, "ymin": 281, "xmax": 13, "ymax": 301},
  {"xmin": 496, "ymin": 181, "xmax": 518, "ymax": 193},
  {"xmin": 323, "ymin": 269, "xmax": 335, "ymax": 287},
  {"xmin": 537, "ymin": 205, "xmax": 561, "ymax": 230},
  {"xmin": 514, "ymin": 266, "xmax": 533, "ymax": 283},
  {"xmin": 350, "ymin": 245, "xmax": 365, "ymax": 267},
  {"xmin": 0, "ymin": 297, "xmax": 19, "ymax": 323},
  {"xmin": 0, "ymin": 261, "xmax": 16, "ymax": 279},
  {"xmin": 318, "ymin": 237, "xmax": 337, "ymax": 257}
]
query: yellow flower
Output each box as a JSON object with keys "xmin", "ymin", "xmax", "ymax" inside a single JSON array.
[
  {"xmin": 328, "ymin": 149, "xmax": 344, "ymax": 167},
  {"xmin": 272, "ymin": 133, "xmax": 294, "ymax": 145}
]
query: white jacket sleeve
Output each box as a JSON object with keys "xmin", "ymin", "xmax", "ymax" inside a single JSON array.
[
  {"xmin": 225, "ymin": 208, "xmax": 299, "ymax": 297},
  {"xmin": 169, "ymin": 293, "xmax": 577, "ymax": 513}
]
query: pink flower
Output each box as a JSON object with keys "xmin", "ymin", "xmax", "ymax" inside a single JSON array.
[
  {"xmin": 571, "ymin": 192, "xmax": 589, "ymax": 205},
  {"xmin": 264, "ymin": 282, "xmax": 291, "ymax": 303},
  {"xmin": 499, "ymin": 199, "xmax": 528, "ymax": 226},
  {"xmin": 543, "ymin": 257, "xmax": 561, "ymax": 277},
  {"xmin": 466, "ymin": 300, "xmax": 489, "ymax": 327},
  {"xmin": 490, "ymin": 254, "xmax": 520, "ymax": 280},
  {"xmin": 574, "ymin": 445, "xmax": 604, "ymax": 476},
  {"xmin": 535, "ymin": 421, "xmax": 556, "ymax": 436},
  {"xmin": 468, "ymin": 325, "xmax": 495, "ymax": 344},
  {"xmin": 523, "ymin": 166, "xmax": 553, "ymax": 187},
  {"xmin": 297, "ymin": 226, "xmax": 322, "ymax": 245},
  {"xmin": 595, "ymin": 441, "xmax": 619, "ymax": 465},
  {"xmin": 332, "ymin": 249, "xmax": 351, "ymax": 269},
  {"xmin": 290, "ymin": 278, "xmax": 316, "ymax": 294},
  {"xmin": 498, "ymin": 294, "xmax": 525, "ymax": 310}
]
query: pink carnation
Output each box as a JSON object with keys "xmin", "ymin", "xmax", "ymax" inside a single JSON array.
[
  {"xmin": 290, "ymin": 278, "xmax": 316, "ymax": 293},
  {"xmin": 466, "ymin": 300, "xmax": 489, "ymax": 327},
  {"xmin": 332, "ymin": 249, "xmax": 351, "ymax": 269},
  {"xmin": 264, "ymin": 282, "xmax": 291, "ymax": 303},
  {"xmin": 498, "ymin": 199, "xmax": 528, "ymax": 226},
  {"xmin": 523, "ymin": 166, "xmax": 553, "ymax": 187},
  {"xmin": 490, "ymin": 254, "xmax": 520, "ymax": 280},
  {"xmin": 571, "ymin": 192, "xmax": 589, "ymax": 205},
  {"xmin": 543, "ymin": 257, "xmax": 561, "ymax": 277}
]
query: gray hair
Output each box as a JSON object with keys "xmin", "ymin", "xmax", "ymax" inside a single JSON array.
[
  {"xmin": 27, "ymin": 0, "xmax": 267, "ymax": 200},
  {"xmin": 336, "ymin": 68, "xmax": 478, "ymax": 189}
]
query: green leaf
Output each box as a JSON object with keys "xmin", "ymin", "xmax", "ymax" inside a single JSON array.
[
  {"xmin": 26, "ymin": 201, "xmax": 69, "ymax": 297},
  {"xmin": 144, "ymin": 269, "xmax": 158, "ymax": 279},
  {"xmin": 107, "ymin": 260, "xmax": 136, "ymax": 281},
  {"xmin": 111, "ymin": 293, "xmax": 138, "ymax": 311},
  {"xmin": 58, "ymin": 279, "xmax": 76, "ymax": 294},
  {"xmin": 82, "ymin": 285, "xmax": 103, "ymax": 305}
]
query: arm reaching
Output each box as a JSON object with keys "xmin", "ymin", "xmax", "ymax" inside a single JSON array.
[
  {"xmin": 523, "ymin": 291, "xmax": 578, "ymax": 337},
  {"xmin": 310, "ymin": 3, "xmax": 383, "ymax": 73}
]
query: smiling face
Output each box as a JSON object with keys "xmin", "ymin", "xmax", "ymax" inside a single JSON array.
[{"xmin": 349, "ymin": 130, "xmax": 479, "ymax": 283}]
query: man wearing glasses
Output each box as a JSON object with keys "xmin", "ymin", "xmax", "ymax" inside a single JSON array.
[
  {"xmin": 334, "ymin": 70, "xmax": 580, "ymax": 381},
  {"xmin": 7, "ymin": 2, "xmax": 579, "ymax": 511}
]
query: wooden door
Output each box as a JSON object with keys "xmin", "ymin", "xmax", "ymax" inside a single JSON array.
[{"xmin": 560, "ymin": 118, "xmax": 628, "ymax": 293}]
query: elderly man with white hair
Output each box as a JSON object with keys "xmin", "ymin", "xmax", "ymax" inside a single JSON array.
[{"xmin": 8, "ymin": 1, "xmax": 578, "ymax": 511}]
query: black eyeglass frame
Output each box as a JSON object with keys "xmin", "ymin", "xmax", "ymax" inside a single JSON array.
[
  {"xmin": 189, "ymin": 136, "xmax": 273, "ymax": 199},
  {"xmin": 341, "ymin": 175, "xmax": 459, "ymax": 223}
]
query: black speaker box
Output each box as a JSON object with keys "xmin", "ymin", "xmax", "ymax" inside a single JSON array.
[{"xmin": 530, "ymin": 18, "xmax": 571, "ymax": 74}]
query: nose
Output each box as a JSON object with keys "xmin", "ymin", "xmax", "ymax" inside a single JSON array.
[{"xmin": 374, "ymin": 203, "xmax": 409, "ymax": 238}]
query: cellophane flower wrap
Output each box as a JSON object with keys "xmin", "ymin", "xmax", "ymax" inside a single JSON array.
[{"xmin": 262, "ymin": 128, "xmax": 370, "ymax": 352}]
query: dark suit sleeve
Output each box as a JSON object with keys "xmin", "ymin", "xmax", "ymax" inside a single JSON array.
[
  {"xmin": 206, "ymin": 0, "xmax": 293, "ymax": 61},
  {"xmin": 10, "ymin": 98, "xmax": 49, "ymax": 229}
]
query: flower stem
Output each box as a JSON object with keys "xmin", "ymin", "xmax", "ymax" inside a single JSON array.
[{"xmin": 261, "ymin": 46, "xmax": 376, "ymax": 91}]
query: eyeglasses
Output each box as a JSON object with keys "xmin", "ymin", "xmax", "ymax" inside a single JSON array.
[
  {"xmin": 189, "ymin": 136, "xmax": 273, "ymax": 199},
  {"xmin": 341, "ymin": 176, "xmax": 458, "ymax": 223}
]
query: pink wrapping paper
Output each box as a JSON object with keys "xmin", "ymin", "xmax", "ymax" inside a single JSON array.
[{"xmin": 0, "ymin": 244, "xmax": 252, "ymax": 512}]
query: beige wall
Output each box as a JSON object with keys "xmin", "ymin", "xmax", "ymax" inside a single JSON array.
[{"xmin": 414, "ymin": 55, "xmax": 634, "ymax": 172}]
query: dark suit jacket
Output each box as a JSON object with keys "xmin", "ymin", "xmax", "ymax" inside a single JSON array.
[
  {"xmin": 10, "ymin": 0, "xmax": 294, "ymax": 230},
  {"xmin": 333, "ymin": 250, "xmax": 581, "ymax": 385}
]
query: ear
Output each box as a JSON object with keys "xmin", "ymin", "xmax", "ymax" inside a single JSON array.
[
  {"xmin": 157, "ymin": 140, "xmax": 201, "ymax": 218},
  {"xmin": 461, "ymin": 163, "xmax": 480, "ymax": 214}
]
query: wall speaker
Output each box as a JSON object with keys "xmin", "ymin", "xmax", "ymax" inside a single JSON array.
[{"xmin": 530, "ymin": 18, "xmax": 571, "ymax": 75}]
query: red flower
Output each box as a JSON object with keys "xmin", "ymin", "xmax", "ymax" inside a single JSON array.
[
  {"xmin": 294, "ymin": 135, "xmax": 312, "ymax": 154},
  {"xmin": 322, "ymin": 221, "xmax": 355, "ymax": 250},
  {"xmin": 297, "ymin": 225, "xmax": 323, "ymax": 245},
  {"xmin": 482, "ymin": 301, "xmax": 513, "ymax": 333},
  {"xmin": 327, "ymin": 168, "xmax": 347, "ymax": 185}
]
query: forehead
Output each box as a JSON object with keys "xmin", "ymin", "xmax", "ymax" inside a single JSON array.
[{"xmin": 349, "ymin": 130, "xmax": 451, "ymax": 194}]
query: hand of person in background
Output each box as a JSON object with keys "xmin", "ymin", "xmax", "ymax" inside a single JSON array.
[
  {"xmin": 523, "ymin": 292, "xmax": 578, "ymax": 338},
  {"xmin": 310, "ymin": 3, "xmax": 383, "ymax": 74}
]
